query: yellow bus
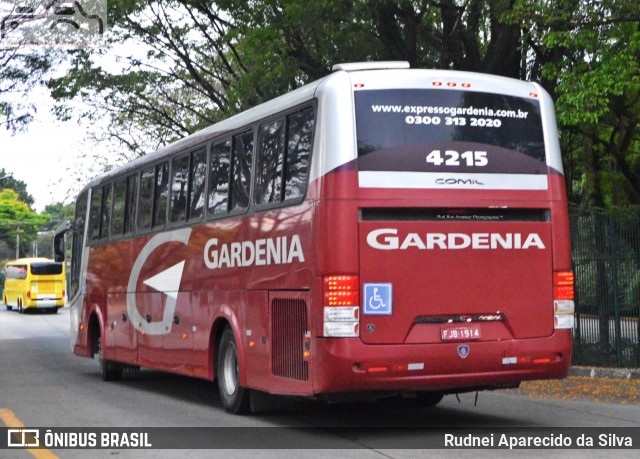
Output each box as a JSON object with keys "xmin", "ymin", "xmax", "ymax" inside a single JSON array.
[{"xmin": 2, "ymin": 258, "xmax": 66, "ymax": 314}]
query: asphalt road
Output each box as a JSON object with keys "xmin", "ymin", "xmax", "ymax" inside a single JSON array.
[{"xmin": 0, "ymin": 305, "xmax": 639, "ymax": 458}]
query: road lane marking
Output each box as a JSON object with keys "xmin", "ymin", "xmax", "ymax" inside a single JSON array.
[{"xmin": 0, "ymin": 408, "xmax": 59, "ymax": 459}]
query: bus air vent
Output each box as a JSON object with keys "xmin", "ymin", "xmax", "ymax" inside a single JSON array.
[{"xmin": 271, "ymin": 298, "xmax": 309, "ymax": 381}]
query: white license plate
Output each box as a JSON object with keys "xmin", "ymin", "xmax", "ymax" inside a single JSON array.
[{"xmin": 441, "ymin": 325, "xmax": 481, "ymax": 341}]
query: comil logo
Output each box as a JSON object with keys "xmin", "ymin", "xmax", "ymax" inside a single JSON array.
[{"xmin": 0, "ymin": 1, "xmax": 106, "ymax": 45}]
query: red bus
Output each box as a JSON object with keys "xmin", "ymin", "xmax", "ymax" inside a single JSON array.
[{"xmin": 58, "ymin": 62, "xmax": 574, "ymax": 413}]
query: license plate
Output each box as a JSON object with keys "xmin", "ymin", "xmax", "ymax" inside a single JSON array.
[{"xmin": 441, "ymin": 325, "xmax": 481, "ymax": 341}]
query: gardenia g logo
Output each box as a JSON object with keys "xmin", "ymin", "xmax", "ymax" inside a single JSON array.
[{"xmin": 126, "ymin": 228, "xmax": 191, "ymax": 336}]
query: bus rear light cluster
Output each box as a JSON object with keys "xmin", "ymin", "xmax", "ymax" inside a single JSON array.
[
  {"xmin": 553, "ymin": 271, "xmax": 575, "ymax": 330},
  {"xmin": 323, "ymin": 276, "xmax": 360, "ymax": 337}
]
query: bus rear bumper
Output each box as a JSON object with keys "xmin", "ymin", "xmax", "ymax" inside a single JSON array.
[
  {"xmin": 312, "ymin": 331, "xmax": 572, "ymax": 395},
  {"xmin": 25, "ymin": 299, "xmax": 64, "ymax": 309}
]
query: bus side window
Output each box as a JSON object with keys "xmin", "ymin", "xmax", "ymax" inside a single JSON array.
[
  {"xmin": 125, "ymin": 174, "xmax": 138, "ymax": 234},
  {"xmin": 138, "ymin": 166, "xmax": 154, "ymax": 230},
  {"xmin": 285, "ymin": 107, "xmax": 314, "ymax": 201},
  {"xmin": 170, "ymin": 155, "xmax": 189, "ymax": 224},
  {"xmin": 153, "ymin": 162, "xmax": 169, "ymax": 228},
  {"xmin": 100, "ymin": 184, "xmax": 112, "ymax": 240},
  {"xmin": 189, "ymin": 148, "xmax": 207, "ymax": 221},
  {"xmin": 230, "ymin": 131, "xmax": 254, "ymax": 212},
  {"xmin": 111, "ymin": 179, "xmax": 127, "ymax": 236},
  {"xmin": 89, "ymin": 187, "xmax": 102, "ymax": 241},
  {"xmin": 255, "ymin": 119, "xmax": 285, "ymax": 206},
  {"xmin": 208, "ymin": 139, "xmax": 231, "ymax": 216}
]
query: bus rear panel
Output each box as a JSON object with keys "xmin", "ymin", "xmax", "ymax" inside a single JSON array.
[{"xmin": 311, "ymin": 68, "xmax": 572, "ymax": 396}]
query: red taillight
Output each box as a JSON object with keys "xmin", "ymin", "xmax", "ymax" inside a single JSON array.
[
  {"xmin": 324, "ymin": 275, "xmax": 359, "ymax": 306},
  {"xmin": 27, "ymin": 291, "xmax": 31, "ymax": 299},
  {"xmin": 554, "ymin": 271, "xmax": 574, "ymax": 300}
]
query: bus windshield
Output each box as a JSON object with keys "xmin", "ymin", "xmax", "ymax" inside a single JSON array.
[{"xmin": 355, "ymin": 89, "xmax": 547, "ymax": 177}]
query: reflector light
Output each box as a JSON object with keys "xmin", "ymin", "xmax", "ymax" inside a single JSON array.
[
  {"xmin": 530, "ymin": 92, "xmax": 538, "ymax": 98},
  {"xmin": 367, "ymin": 367, "xmax": 388, "ymax": 373},
  {"xmin": 533, "ymin": 358, "xmax": 551, "ymax": 364},
  {"xmin": 462, "ymin": 83, "xmax": 471, "ymax": 88},
  {"xmin": 324, "ymin": 275, "xmax": 359, "ymax": 306},
  {"xmin": 554, "ymin": 271, "xmax": 574, "ymax": 286},
  {"xmin": 554, "ymin": 314, "xmax": 574, "ymax": 329},
  {"xmin": 324, "ymin": 321, "xmax": 359, "ymax": 337},
  {"xmin": 433, "ymin": 81, "xmax": 442, "ymax": 87},
  {"xmin": 324, "ymin": 306, "xmax": 359, "ymax": 322},
  {"xmin": 554, "ymin": 286, "xmax": 574, "ymax": 300},
  {"xmin": 354, "ymin": 83, "xmax": 365, "ymax": 88},
  {"xmin": 323, "ymin": 276, "xmax": 360, "ymax": 337},
  {"xmin": 447, "ymin": 82, "xmax": 456, "ymax": 87},
  {"xmin": 553, "ymin": 271, "xmax": 575, "ymax": 329},
  {"xmin": 27, "ymin": 291, "xmax": 31, "ymax": 299},
  {"xmin": 554, "ymin": 300, "xmax": 575, "ymax": 314}
]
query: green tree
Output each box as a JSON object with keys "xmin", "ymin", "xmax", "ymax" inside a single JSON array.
[
  {"xmin": 0, "ymin": 168, "xmax": 35, "ymax": 208},
  {"xmin": 46, "ymin": 0, "xmax": 640, "ymax": 210},
  {"xmin": 41, "ymin": 202, "xmax": 75, "ymax": 231},
  {"xmin": 0, "ymin": 189, "xmax": 49, "ymax": 258}
]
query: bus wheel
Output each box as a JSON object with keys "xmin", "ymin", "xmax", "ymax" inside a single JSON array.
[
  {"xmin": 18, "ymin": 299, "xmax": 23, "ymax": 314},
  {"xmin": 416, "ymin": 391, "xmax": 444, "ymax": 407},
  {"xmin": 4, "ymin": 297, "xmax": 11, "ymax": 311},
  {"xmin": 96, "ymin": 334, "xmax": 123, "ymax": 382},
  {"xmin": 217, "ymin": 327, "xmax": 250, "ymax": 414}
]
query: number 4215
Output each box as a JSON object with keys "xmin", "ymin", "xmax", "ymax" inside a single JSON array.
[{"xmin": 426, "ymin": 150, "xmax": 488, "ymax": 167}]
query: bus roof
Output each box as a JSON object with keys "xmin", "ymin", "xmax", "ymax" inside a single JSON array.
[
  {"xmin": 80, "ymin": 62, "xmax": 556, "ymax": 192},
  {"xmin": 5, "ymin": 257, "xmax": 56, "ymax": 265}
]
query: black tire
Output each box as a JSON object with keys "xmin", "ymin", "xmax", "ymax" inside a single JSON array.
[
  {"xmin": 416, "ymin": 391, "xmax": 444, "ymax": 407},
  {"xmin": 18, "ymin": 299, "xmax": 23, "ymax": 314},
  {"xmin": 217, "ymin": 327, "xmax": 250, "ymax": 414},
  {"xmin": 5, "ymin": 296, "xmax": 12, "ymax": 311},
  {"xmin": 96, "ymin": 334, "xmax": 123, "ymax": 382}
]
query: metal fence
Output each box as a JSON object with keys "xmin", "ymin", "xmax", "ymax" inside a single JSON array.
[{"xmin": 571, "ymin": 213, "xmax": 640, "ymax": 368}]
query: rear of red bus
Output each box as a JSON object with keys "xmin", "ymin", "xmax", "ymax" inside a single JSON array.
[{"xmin": 310, "ymin": 65, "xmax": 573, "ymax": 397}]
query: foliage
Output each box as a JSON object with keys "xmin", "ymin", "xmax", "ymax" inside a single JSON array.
[
  {"xmin": 0, "ymin": 189, "xmax": 50, "ymax": 258},
  {"xmin": 0, "ymin": 11, "xmax": 63, "ymax": 133},
  {"xmin": 41, "ymin": 0, "xmax": 640, "ymax": 211},
  {"xmin": 0, "ymin": 168, "xmax": 34, "ymax": 208}
]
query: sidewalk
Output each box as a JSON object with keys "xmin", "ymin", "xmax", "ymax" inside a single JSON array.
[
  {"xmin": 570, "ymin": 366, "xmax": 640, "ymax": 380},
  {"xmin": 508, "ymin": 366, "xmax": 640, "ymax": 404}
]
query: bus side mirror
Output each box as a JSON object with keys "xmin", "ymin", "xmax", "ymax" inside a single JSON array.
[{"xmin": 53, "ymin": 221, "xmax": 70, "ymax": 262}]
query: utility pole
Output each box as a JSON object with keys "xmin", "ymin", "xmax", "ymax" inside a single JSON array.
[{"xmin": 16, "ymin": 225, "xmax": 20, "ymax": 259}]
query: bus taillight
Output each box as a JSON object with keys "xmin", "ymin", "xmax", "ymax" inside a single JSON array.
[
  {"xmin": 553, "ymin": 271, "xmax": 575, "ymax": 330},
  {"xmin": 323, "ymin": 276, "xmax": 360, "ymax": 337}
]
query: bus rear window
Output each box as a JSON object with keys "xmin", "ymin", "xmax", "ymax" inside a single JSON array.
[
  {"xmin": 31, "ymin": 263, "xmax": 64, "ymax": 275},
  {"xmin": 355, "ymin": 89, "xmax": 546, "ymax": 175}
]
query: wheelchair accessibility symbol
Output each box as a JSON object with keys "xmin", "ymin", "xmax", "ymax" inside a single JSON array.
[{"xmin": 363, "ymin": 283, "xmax": 393, "ymax": 315}]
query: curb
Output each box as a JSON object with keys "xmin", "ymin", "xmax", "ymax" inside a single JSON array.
[{"xmin": 570, "ymin": 366, "xmax": 640, "ymax": 380}]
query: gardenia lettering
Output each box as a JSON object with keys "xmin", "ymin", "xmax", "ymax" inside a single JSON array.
[
  {"xmin": 367, "ymin": 228, "xmax": 545, "ymax": 250},
  {"xmin": 204, "ymin": 235, "xmax": 305, "ymax": 269}
]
